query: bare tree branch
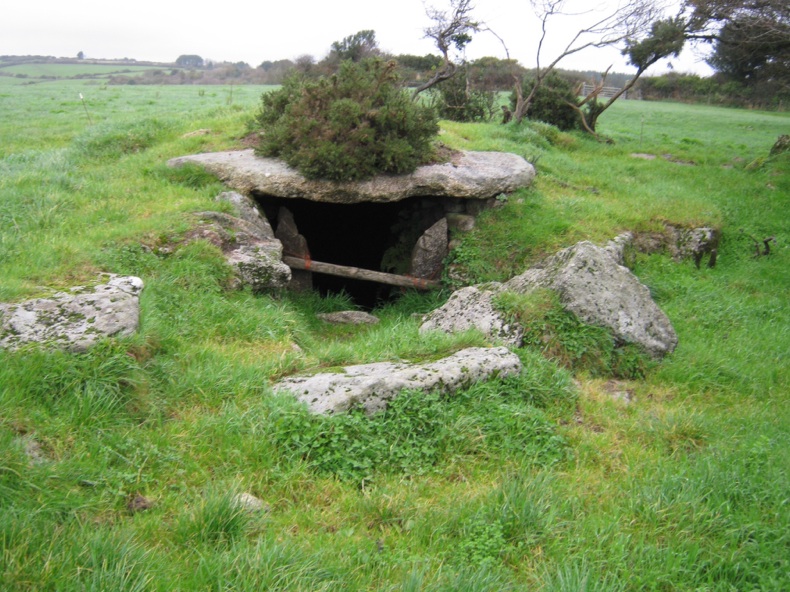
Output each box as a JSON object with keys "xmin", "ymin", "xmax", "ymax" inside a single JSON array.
[
  {"xmin": 512, "ymin": 0, "xmax": 664, "ymax": 122},
  {"xmin": 412, "ymin": 0, "xmax": 480, "ymax": 98}
]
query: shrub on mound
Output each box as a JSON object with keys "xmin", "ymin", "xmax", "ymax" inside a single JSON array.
[{"xmin": 255, "ymin": 59, "xmax": 439, "ymax": 181}]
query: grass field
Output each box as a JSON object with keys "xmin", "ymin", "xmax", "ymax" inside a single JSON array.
[
  {"xmin": 0, "ymin": 63, "xmax": 156, "ymax": 78},
  {"xmin": 1, "ymin": 80, "xmax": 788, "ymax": 591}
]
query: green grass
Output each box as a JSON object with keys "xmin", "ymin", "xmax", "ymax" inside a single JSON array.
[{"xmin": 1, "ymin": 81, "xmax": 788, "ymax": 590}]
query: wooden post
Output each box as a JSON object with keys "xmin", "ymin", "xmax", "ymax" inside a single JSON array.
[{"xmin": 282, "ymin": 256, "xmax": 440, "ymax": 291}]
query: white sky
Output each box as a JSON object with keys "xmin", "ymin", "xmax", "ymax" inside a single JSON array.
[{"xmin": 1, "ymin": 0, "xmax": 713, "ymax": 75}]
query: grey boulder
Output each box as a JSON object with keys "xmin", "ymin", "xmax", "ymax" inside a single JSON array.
[
  {"xmin": 504, "ymin": 241, "xmax": 677, "ymax": 358},
  {"xmin": 421, "ymin": 239, "xmax": 678, "ymax": 358},
  {"xmin": 419, "ymin": 285, "xmax": 523, "ymax": 346},
  {"xmin": 190, "ymin": 193, "xmax": 291, "ymax": 292}
]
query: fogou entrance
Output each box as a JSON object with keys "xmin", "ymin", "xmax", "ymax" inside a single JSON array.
[
  {"xmin": 257, "ymin": 194, "xmax": 471, "ymax": 308},
  {"xmin": 166, "ymin": 148, "xmax": 537, "ymax": 307}
]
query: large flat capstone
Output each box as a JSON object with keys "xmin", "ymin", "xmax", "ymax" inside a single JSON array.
[
  {"xmin": 273, "ymin": 346, "xmax": 522, "ymax": 415},
  {"xmin": 168, "ymin": 149, "xmax": 535, "ymax": 204}
]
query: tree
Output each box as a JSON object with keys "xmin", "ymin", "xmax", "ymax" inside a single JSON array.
[
  {"xmin": 435, "ymin": 65, "xmax": 497, "ymax": 122},
  {"xmin": 175, "ymin": 54, "xmax": 204, "ymax": 68},
  {"xmin": 572, "ymin": 16, "xmax": 687, "ymax": 134},
  {"xmin": 491, "ymin": 0, "xmax": 662, "ymax": 123},
  {"xmin": 394, "ymin": 54, "xmax": 444, "ymax": 86},
  {"xmin": 294, "ymin": 54, "xmax": 316, "ymax": 75},
  {"xmin": 512, "ymin": 72, "xmax": 581, "ymax": 130},
  {"xmin": 77, "ymin": 51, "xmax": 84, "ymax": 60},
  {"xmin": 412, "ymin": 0, "xmax": 480, "ymax": 98},
  {"xmin": 328, "ymin": 30, "xmax": 380, "ymax": 64},
  {"xmin": 692, "ymin": 1, "xmax": 789, "ymax": 91}
]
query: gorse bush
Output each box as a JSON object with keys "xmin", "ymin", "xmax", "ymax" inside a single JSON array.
[
  {"xmin": 255, "ymin": 59, "xmax": 438, "ymax": 181},
  {"xmin": 435, "ymin": 67, "xmax": 497, "ymax": 123},
  {"xmin": 512, "ymin": 73, "xmax": 581, "ymax": 131}
]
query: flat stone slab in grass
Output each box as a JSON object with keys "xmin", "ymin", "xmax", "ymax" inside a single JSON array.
[
  {"xmin": 168, "ymin": 149, "xmax": 535, "ymax": 204},
  {"xmin": 274, "ymin": 346, "xmax": 522, "ymax": 415},
  {"xmin": 317, "ymin": 311, "xmax": 380, "ymax": 325},
  {"xmin": 0, "ymin": 275, "xmax": 143, "ymax": 352}
]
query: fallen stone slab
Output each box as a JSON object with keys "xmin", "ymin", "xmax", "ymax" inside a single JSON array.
[
  {"xmin": 0, "ymin": 275, "xmax": 143, "ymax": 352},
  {"xmin": 168, "ymin": 149, "xmax": 535, "ymax": 204},
  {"xmin": 317, "ymin": 311, "xmax": 380, "ymax": 325},
  {"xmin": 274, "ymin": 346, "xmax": 522, "ymax": 415}
]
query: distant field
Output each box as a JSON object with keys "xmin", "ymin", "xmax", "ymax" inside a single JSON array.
[
  {"xmin": 0, "ymin": 81, "xmax": 274, "ymax": 156},
  {"xmin": 0, "ymin": 62, "xmax": 161, "ymax": 78}
]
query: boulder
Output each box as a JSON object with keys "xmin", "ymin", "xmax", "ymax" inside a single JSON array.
[
  {"xmin": 505, "ymin": 241, "xmax": 677, "ymax": 358},
  {"xmin": 190, "ymin": 210, "xmax": 291, "ymax": 292},
  {"xmin": 274, "ymin": 346, "xmax": 522, "ymax": 415},
  {"xmin": 0, "ymin": 275, "xmax": 143, "ymax": 352},
  {"xmin": 420, "ymin": 239, "xmax": 678, "ymax": 358},
  {"xmin": 419, "ymin": 285, "xmax": 523, "ymax": 346},
  {"xmin": 168, "ymin": 149, "xmax": 535, "ymax": 204}
]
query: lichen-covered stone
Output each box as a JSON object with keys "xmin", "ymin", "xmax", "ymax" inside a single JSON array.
[
  {"xmin": 421, "ymin": 239, "xmax": 678, "ymax": 359},
  {"xmin": 419, "ymin": 285, "xmax": 523, "ymax": 346},
  {"xmin": 274, "ymin": 346, "xmax": 522, "ymax": 415},
  {"xmin": 505, "ymin": 241, "xmax": 677, "ymax": 358},
  {"xmin": 191, "ymin": 210, "xmax": 291, "ymax": 291},
  {"xmin": 0, "ymin": 275, "xmax": 143, "ymax": 352}
]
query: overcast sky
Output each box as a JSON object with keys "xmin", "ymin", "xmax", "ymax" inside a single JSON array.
[{"xmin": 2, "ymin": 0, "xmax": 713, "ymax": 75}]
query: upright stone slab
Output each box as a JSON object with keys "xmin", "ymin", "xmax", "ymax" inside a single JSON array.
[
  {"xmin": 410, "ymin": 217, "xmax": 449, "ymax": 280},
  {"xmin": 275, "ymin": 207, "xmax": 312, "ymax": 291}
]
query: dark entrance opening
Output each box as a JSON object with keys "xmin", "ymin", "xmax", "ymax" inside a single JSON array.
[{"xmin": 254, "ymin": 194, "xmax": 443, "ymax": 309}]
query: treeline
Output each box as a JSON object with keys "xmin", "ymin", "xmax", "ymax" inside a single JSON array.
[
  {"xmin": 106, "ymin": 54, "xmax": 634, "ymax": 94},
  {"xmin": 636, "ymin": 72, "xmax": 789, "ymax": 109}
]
